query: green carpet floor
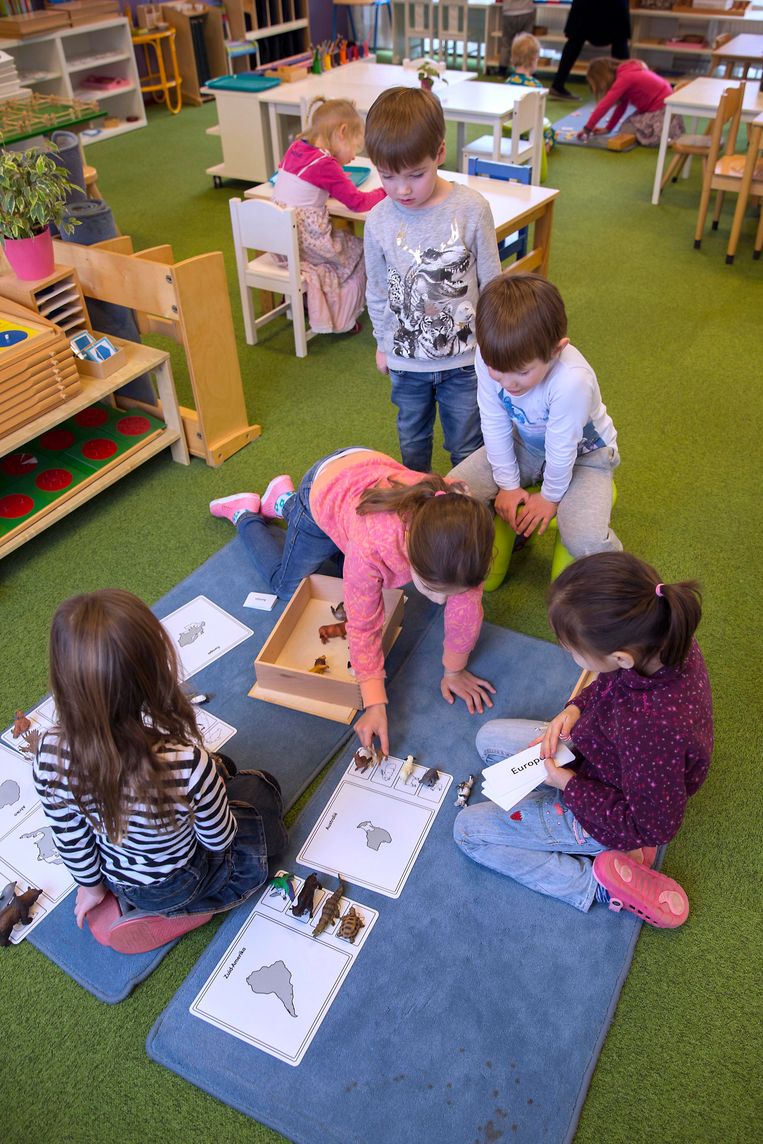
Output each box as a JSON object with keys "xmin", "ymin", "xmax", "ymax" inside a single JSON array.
[{"xmin": 1, "ymin": 81, "xmax": 761, "ymax": 1143}]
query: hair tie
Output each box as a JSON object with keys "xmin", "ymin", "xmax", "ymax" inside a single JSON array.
[
  {"xmin": 655, "ymin": 583, "xmax": 665, "ymax": 597},
  {"xmin": 434, "ymin": 490, "xmax": 447, "ymax": 497}
]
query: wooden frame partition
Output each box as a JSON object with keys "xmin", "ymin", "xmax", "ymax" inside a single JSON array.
[{"xmin": 52, "ymin": 236, "xmax": 261, "ymax": 467}]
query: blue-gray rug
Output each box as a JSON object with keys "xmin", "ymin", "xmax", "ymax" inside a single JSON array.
[
  {"xmin": 27, "ymin": 536, "xmax": 437, "ymax": 1003},
  {"xmin": 147, "ymin": 620, "xmax": 645, "ymax": 1144},
  {"xmin": 554, "ymin": 101, "xmax": 638, "ymax": 149}
]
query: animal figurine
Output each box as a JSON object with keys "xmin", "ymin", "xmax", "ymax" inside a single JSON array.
[
  {"xmin": 0, "ymin": 884, "xmax": 42, "ymax": 946},
  {"xmin": 309, "ymin": 656, "xmax": 329, "ymax": 674},
  {"xmin": 331, "ymin": 601, "xmax": 347, "ymax": 622},
  {"xmin": 454, "ymin": 775, "xmax": 475, "ymax": 808},
  {"xmin": 400, "ymin": 754, "xmax": 416, "ymax": 782},
  {"xmin": 353, "ymin": 747, "xmax": 374, "ymax": 773},
  {"xmin": 11, "ymin": 710, "xmax": 31, "ymax": 738},
  {"xmin": 19, "ymin": 728, "xmax": 42, "ymax": 758},
  {"xmin": 337, "ymin": 906, "xmax": 365, "ymax": 944},
  {"xmin": 292, "ymin": 873, "xmax": 322, "ymax": 919},
  {"xmin": 269, "ymin": 872, "xmax": 297, "ymax": 902},
  {"xmin": 318, "ymin": 622, "xmax": 347, "ymax": 644},
  {"xmin": 313, "ymin": 874, "xmax": 345, "ymax": 937},
  {"xmin": 420, "ymin": 767, "xmax": 440, "ymax": 788}
]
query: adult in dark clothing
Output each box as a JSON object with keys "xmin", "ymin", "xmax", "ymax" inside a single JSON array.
[{"xmin": 550, "ymin": 0, "xmax": 631, "ymax": 100}]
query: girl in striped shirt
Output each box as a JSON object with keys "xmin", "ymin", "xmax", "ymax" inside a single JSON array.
[{"xmin": 33, "ymin": 590, "xmax": 287, "ymax": 945}]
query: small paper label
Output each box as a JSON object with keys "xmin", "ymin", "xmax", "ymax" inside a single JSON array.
[{"xmin": 243, "ymin": 591, "xmax": 277, "ymax": 611}]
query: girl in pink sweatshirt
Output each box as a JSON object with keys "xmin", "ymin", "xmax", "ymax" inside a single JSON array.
[
  {"xmin": 210, "ymin": 449, "xmax": 496, "ymax": 756},
  {"xmin": 578, "ymin": 58, "xmax": 684, "ymax": 147},
  {"xmin": 273, "ymin": 97, "xmax": 386, "ymax": 335}
]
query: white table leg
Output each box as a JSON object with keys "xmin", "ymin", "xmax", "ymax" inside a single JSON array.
[
  {"xmin": 492, "ymin": 119, "xmax": 502, "ymax": 162},
  {"xmin": 269, "ymin": 104, "xmax": 281, "ymax": 172},
  {"xmin": 456, "ymin": 120, "xmax": 465, "ymax": 166},
  {"xmin": 652, "ymin": 106, "xmax": 674, "ymax": 204}
]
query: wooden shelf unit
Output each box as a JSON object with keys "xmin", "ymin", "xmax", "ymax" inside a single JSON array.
[
  {"xmin": 227, "ymin": 0, "xmax": 310, "ymax": 67},
  {"xmin": 0, "ymin": 17, "xmax": 147, "ymax": 143},
  {"xmin": 0, "ymin": 339, "xmax": 189, "ymax": 559},
  {"xmin": 532, "ymin": 1, "xmax": 763, "ymax": 78}
]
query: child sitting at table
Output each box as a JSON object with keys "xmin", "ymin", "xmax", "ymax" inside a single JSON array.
[
  {"xmin": 273, "ymin": 96, "xmax": 386, "ymax": 335},
  {"xmin": 577, "ymin": 58, "xmax": 684, "ymax": 147},
  {"xmin": 363, "ymin": 87, "xmax": 501, "ymax": 473},
  {"xmin": 503, "ymin": 32, "xmax": 556, "ymax": 177}
]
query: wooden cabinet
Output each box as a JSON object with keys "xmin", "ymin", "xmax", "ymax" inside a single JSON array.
[
  {"xmin": 227, "ymin": 0, "xmax": 311, "ymax": 67},
  {"xmin": 532, "ymin": 2, "xmax": 763, "ymax": 79},
  {"xmin": 0, "ymin": 17, "xmax": 147, "ymax": 144}
]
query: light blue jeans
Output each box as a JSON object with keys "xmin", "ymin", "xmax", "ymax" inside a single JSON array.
[{"xmin": 453, "ymin": 718, "xmax": 606, "ymax": 912}]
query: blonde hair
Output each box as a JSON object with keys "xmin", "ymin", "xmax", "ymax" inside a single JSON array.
[
  {"xmin": 511, "ymin": 33, "xmax": 540, "ymax": 72},
  {"xmin": 299, "ymin": 96, "xmax": 364, "ymax": 152}
]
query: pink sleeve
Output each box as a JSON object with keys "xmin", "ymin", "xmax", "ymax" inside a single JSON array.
[
  {"xmin": 442, "ymin": 587, "xmax": 483, "ymax": 671},
  {"xmin": 342, "ymin": 523, "xmax": 395, "ymax": 707},
  {"xmin": 302, "ymin": 153, "xmax": 387, "ymax": 212},
  {"xmin": 585, "ymin": 75, "xmax": 630, "ymax": 132}
]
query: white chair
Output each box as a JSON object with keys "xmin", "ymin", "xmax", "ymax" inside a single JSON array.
[
  {"xmin": 461, "ymin": 90, "xmax": 542, "ymax": 183},
  {"xmin": 229, "ymin": 196, "xmax": 313, "ymax": 358},
  {"xmin": 437, "ymin": 0, "xmax": 470, "ymax": 72},
  {"xmin": 403, "ymin": 0, "xmax": 436, "ymax": 60}
]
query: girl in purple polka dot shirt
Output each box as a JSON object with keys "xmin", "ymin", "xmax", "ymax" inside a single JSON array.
[{"xmin": 454, "ymin": 552, "xmax": 713, "ymax": 929}]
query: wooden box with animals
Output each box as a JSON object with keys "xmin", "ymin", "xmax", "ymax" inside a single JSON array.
[{"xmin": 249, "ymin": 573, "xmax": 405, "ymax": 723}]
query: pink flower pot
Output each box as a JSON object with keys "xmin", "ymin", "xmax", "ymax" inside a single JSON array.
[
  {"xmin": 3, "ymin": 227, "xmax": 55, "ymax": 281},
  {"xmin": 421, "ymin": 77, "xmax": 434, "ymax": 91}
]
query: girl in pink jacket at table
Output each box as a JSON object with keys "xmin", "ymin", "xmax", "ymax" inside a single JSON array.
[
  {"xmin": 272, "ymin": 96, "xmax": 386, "ymax": 335},
  {"xmin": 577, "ymin": 58, "xmax": 684, "ymax": 147},
  {"xmin": 209, "ymin": 449, "xmax": 496, "ymax": 757}
]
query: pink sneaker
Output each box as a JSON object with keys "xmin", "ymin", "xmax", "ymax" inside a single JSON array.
[
  {"xmin": 209, "ymin": 492, "xmax": 260, "ymax": 523},
  {"xmin": 86, "ymin": 892, "xmax": 214, "ymax": 954},
  {"xmin": 261, "ymin": 475, "xmax": 295, "ymax": 519},
  {"xmin": 593, "ymin": 851, "xmax": 689, "ymax": 929}
]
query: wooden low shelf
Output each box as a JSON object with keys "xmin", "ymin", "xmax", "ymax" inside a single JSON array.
[{"xmin": 0, "ymin": 339, "xmax": 189, "ymax": 559}]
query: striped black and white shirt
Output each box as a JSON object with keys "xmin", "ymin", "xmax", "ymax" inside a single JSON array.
[{"xmin": 33, "ymin": 733, "xmax": 237, "ymax": 887}]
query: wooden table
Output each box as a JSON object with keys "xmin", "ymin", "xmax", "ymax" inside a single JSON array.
[
  {"xmin": 710, "ymin": 33, "xmax": 763, "ymax": 79},
  {"xmin": 245, "ymin": 163, "xmax": 559, "ymax": 275},
  {"xmin": 651, "ymin": 77, "xmax": 763, "ymax": 204},
  {"xmin": 726, "ymin": 109, "xmax": 763, "ymax": 262}
]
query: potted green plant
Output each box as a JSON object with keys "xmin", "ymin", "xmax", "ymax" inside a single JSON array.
[
  {"xmin": 0, "ymin": 146, "xmax": 78, "ymax": 281},
  {"xmin": 417, "ymin": 60, "xmax": 448, "ymax": 92}
]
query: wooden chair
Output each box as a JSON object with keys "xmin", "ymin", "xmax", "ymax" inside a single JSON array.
[
  {"xmin": 692, "ymin": 85, "xmax": 748, "ymax": 254},
  {"xmin": 229, "ymin": 197, "xmax": 313, "ymax": 358},
  {"xmin": 659, "ymin": 79, "xmax": 714, "ymax": 194},
  {"xmin": 402, "ymin": 0, "xmax": 436, "ymax": 60},
  {"xmin": 725, "ymin": 116, "xmax": 763, "ymax": 263},
  {"xmin": 437, "ymin": 0, "xmax": 469, "ymax": 71},
  {"xmin": 466, "ymin": 156, "xmax": 531, "ymax": 263},
  {"xmin": 461, "ymin": 90, "xmax": 543, "ymax": 181}
]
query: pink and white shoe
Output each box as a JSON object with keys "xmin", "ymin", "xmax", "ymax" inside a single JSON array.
[
  {"xmin": 209, "ymin": 492, "xmax": 260, "ymax": 523},
  {"xmin": 261, "ymin": 475, "xmax": 295, "ymax": 519},
  {"xmin": 86, "ymin": 891, "xmax": 214, "ymax": 954},
  {"xmin": 593, "ymin": 851, "xmax": 689, "ymax": 929}
]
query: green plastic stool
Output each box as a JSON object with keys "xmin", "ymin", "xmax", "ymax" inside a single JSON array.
[{"xmin": 483, "ymin": 482, "xmax": 618, "ymax": 592}]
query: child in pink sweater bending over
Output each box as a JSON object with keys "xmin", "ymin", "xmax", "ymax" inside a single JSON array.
[
  {"xmin": 577, "ymin": 58, "xmax": 683, "ymax": 147},
  {"xmin": 210, "ymin": 450, "xmax": 496, "ymax": 756},
  {"xmin": 273, "ymin": 97, "xmax": 386, "ymax": 334}
]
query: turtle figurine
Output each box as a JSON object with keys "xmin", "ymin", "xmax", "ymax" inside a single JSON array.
[{"xmin": 337, "ymin": 906, "xmax": 365, "ymax": 944}]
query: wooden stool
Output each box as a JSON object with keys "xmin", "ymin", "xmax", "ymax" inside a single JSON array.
[{"xmin": 132, "ymin": 26, "xmax": 182, "ymax": 115}]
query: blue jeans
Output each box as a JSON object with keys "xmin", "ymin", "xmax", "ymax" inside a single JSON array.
[
  {"xmin": 388, "ymin": 365, "xmax": 483, "ymax": 473},
  {"xmin": 107, "ymin": 770, "xmax": 288, "ymax": 917},
  {"xmin": 237, "ymin": 452, "xmax": 345, "ymax": 600},
  {"xmin": 453, "ymin": 718, "xmax": 605, "ymax": 912}
]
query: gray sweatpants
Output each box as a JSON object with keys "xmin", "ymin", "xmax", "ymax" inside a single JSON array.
[{"xmin": 448, "ymin": 443, "xmax": 622, "ymax": 558}]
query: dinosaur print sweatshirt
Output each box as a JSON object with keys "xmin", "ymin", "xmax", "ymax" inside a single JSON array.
[{"xmin": 364, "ymin": 183, "xmax": 501, "ymax": 374}]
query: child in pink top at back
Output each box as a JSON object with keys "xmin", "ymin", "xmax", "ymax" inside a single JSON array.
[
  {"xmin": 209, "ymin": 448, "xmax": 496, "ymax": 757},
  {"xmin": 578, "ymin": 58, "xmax": 684, "ymax": 146}
]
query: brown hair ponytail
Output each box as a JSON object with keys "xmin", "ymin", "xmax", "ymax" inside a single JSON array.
[
  {"xmin": 357, "ymin": 476, "xmax": 494, "ymax": 589},
  {"xmin": 547, "ymin": 552, "xmax": 702, "ymax": 671}
]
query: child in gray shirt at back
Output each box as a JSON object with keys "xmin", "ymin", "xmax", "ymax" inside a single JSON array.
[{"xmin": 363, "ymin": 87, "xmax": 501, "ymax": 473}]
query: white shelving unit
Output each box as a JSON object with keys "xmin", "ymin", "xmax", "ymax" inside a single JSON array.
[
  {"xmin": 533, "ymin": 2, "xmax": 763, "ymax": 79},
  {"xmin": 0, "ymin": 17, "xmax": 146, "ymax": 144}
]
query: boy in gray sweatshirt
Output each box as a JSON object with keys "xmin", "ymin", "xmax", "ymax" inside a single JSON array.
[{"xmin": 363, "ymin": 87, "xmax": 501, "ymax": 473}]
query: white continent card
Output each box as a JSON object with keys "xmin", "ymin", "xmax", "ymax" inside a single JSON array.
[
  {"xmin": 190, "ymin": 871, "xmax": 378, "ymax": 1066},
  {"xmin": 160, "ymin": 596, "xmax": 254, "ymax": 680},
  {"xmin": 296, "ymin": 754, "xmax": 452, "ymax": 898}
]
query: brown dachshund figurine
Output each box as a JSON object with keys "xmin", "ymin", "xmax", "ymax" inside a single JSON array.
[{"xmin": 318, "ymin": 622, "xmax": 347, "ymax": 644}]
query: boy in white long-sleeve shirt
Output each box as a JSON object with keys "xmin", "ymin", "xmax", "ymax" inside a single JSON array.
[
  {"xmin": 363, "ymin": 87, "xmax": 501, "ymax": 473},
  {"xmin": 449, "ymin": 273, "xmax": 622, "ymax": 558}
]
